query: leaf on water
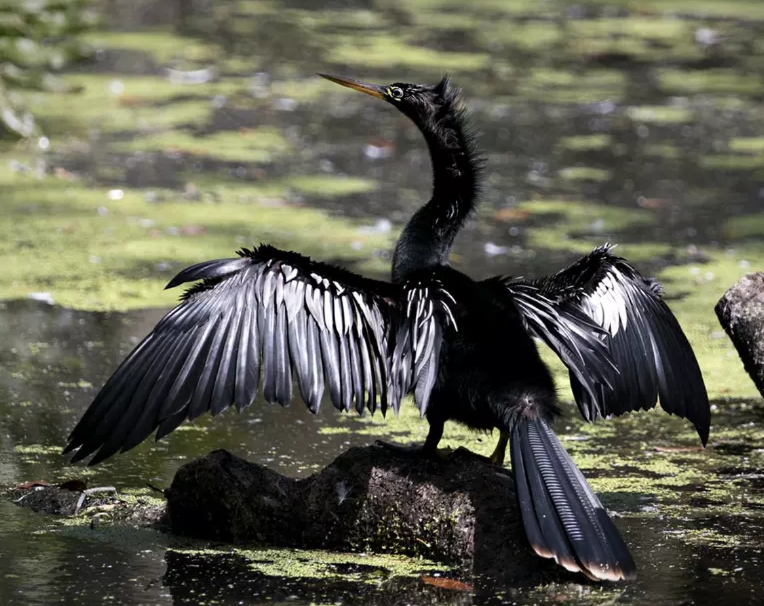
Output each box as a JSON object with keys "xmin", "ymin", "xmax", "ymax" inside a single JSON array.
[
  {"xmin": 14, "ymin": 480, "xmax": 50, "ymax": 489},
  {"xmin": 420, "ymin": 576, "xmax": 473, "ymax": 591}
]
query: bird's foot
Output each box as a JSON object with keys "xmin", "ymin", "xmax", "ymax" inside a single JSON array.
[{"xmin": 375, "ymin": 439, "xmax": 453, "ymax": 461}]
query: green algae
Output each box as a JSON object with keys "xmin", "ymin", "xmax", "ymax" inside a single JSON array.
[
  {"xmin": 18, "ymin": 73, "xmax": 244, "ymax": 136},
  {"xmin": 168, "ymin": 546, "xmax": 444, "ymax": 581},
  {"xmin": 515, "ymin": 199, "xmax": 661, "ymax": 258},
  {"xmin": 657, "ymin": 69, "xmax": 764, "ymax": 96},
  {"xmin": 558, "ymin": 134, "xmax": 612, "ymax": 152},
  {"xmin": 328, "ymin": 34, "xmax": 489, "ymax": 72},
  {"xmin": 81, "ymin": 30, "xmax": 220, "ymax": 66},
  {"xmin": 283, "ymin": 175, "xmax": 378, "ymax": 197},
  {"xmin": 0, "ymin": 157, "xmax": 392, "ymax": 311},
  {"xmin": 643, "ymin": 143, "xmax": 682, "ymax": 159},
  {"xmin": 557, "ymin": 167, "xmax": 612, "ymax": 182},
  {"xmin": 700, "ymin": 155, "xmax": 764, "ymax": 170},
  {"xmin": 627, "ymin": 105, "xmax": 694, "ymax": 124},
  {"xmin": 516, "ymin": 68, "xmax": 626, "ymax": 104},
  {"xmin": 723, "ymin": 212, "xmax": 764, "ymax": 240},
  {"xmin": 13, "ymin": 444, "xmax": 61, "ymax": 455},
  {"xmin": 114, "ymin": 127, "xmax": 290, "ymax": 163},
  {"xmin": 728, "ymin": 138, "xmax": 764, "ymax": 154}
]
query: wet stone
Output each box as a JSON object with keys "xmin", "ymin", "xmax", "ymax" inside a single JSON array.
[{"xmin": 715, "ymin": 273, "xmax": 764, "ymax": 398}]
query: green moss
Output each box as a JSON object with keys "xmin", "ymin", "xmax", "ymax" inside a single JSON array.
[
  {"xmin": 657, "ymin": 69, "xmax": 764, "ymax": 95},
  {"xmin": 328, "ymin": 34, "xmax": 489, "ymax": 72},
  {"xmin": 728, "ymin": 137, "xmax": 764, "ymax": 153},
  {"xmin": 14, "ymin": 444, "xmax": 61, "ymax": 455},
  {"xmin": 723, "ymin": 212, "xmax": 764, "ymax": 239},
  {"xmin": 283, "ymin": 175, "xmax": 378, "ymax": 197},
  {"xmin": 643, "ymin": 143, "xmax": 682, "ymax": 159},
  {"xmin": 557, "ymin": 167, "xmax": 611, "ymax": 182},
  {"xmin": 169, "ymin": 546, "xmax": 443, "ymax": 580},
  {"xmin": 515, "ymin": 199, "xmax": 659, "ymax": 257},
  {"xmin": 700, "ymin": 155, "xmax": 764, "ymax": 170},
  {"xmin": 82, "ymin": 30, "xmax": 220, "ymax": 65},
  {"xmin": 0, "ymin": 156, "xmax": 393, "ymax": 311},
  {"xmin": 19, "ymin": 73, "xmax": 245, "ymax": 136},
  {"xmin": 558, "ymin": 135, "xmax": 612, "ymax": 151},
  {"xmin": 627, "ymin": 105, "xmax": 693, "ymax": 124},
  {"xmin": 480, "ymin": 21, "xmax": 562, "ymax": 51},
  {"xmin": 515, "ymin": 68, "xmax": 626, "ymax": 103},
  {"xmin": 114, "ymin": 127, "xmax": 290, "ymax": 163},
  {"xmin": 569, "ymin": 17, "xmax": 689, "ymax": 40}
]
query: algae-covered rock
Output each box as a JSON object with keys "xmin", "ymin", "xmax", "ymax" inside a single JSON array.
[
  {"xmin": 715, "ymin": 273, "xmax": 764, "ymax": 398},
  {"xmin": 165, "ymin": 446, "xmax": 540, "ymax": 582}
]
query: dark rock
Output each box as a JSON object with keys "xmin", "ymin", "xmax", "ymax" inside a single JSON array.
[
  {"xmin": 9, "ymin": 485, "xmax": 81, "ymax": 515},
  {"xmin": 8, "ymin": 484, "xmax": 166, "ymax": 527},
  {"xmin": 165, "ymin": 445, "xmax": 544, "ymax": 583},
  {"xmin": 715, "ymin": 273, "xmax": 764, "ymax": 398}
]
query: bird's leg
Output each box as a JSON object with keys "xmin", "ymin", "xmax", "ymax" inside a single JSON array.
[
  {"xmin": 375, "ymin": 418, "xmax": 451, "ymax": 459},
  {"xmin": 489, "ymin": 430, "xmax": 509, "ymax": 466}
]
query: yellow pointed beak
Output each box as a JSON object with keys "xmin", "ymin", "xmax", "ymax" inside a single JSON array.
[{"xmin": 318, "ymin": 74, "xmax": 386, "ymax": 99}]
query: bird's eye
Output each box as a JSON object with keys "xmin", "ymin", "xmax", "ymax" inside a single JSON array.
[{"xmin": 389, "ymin": 87, "xmax": 404, "ymax": 100}]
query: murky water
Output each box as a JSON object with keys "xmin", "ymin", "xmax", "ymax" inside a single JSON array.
[{"xmin": 2, "ymin": 0, "xmax": 764, "ymax": 604}]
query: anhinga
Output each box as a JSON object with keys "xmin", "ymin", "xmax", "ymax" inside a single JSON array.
[{"xmin": 64, "ymin": 74, "xmax": 710, "ymax": 582}]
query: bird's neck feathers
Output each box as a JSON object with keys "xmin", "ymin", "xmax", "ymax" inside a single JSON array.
[{"xmin": 393, "ymin": 78, "xmax": 482, "ymax": 283}]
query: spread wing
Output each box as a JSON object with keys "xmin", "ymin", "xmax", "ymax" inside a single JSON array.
[
  {"xmin": 503, "ymin": 245, "xmax": 710, "ymax": 445},
  {"xmin": 64, "ymin": 245, "xmax": 457, "ymax": 465}
]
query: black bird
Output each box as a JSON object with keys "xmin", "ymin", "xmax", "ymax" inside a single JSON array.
[{"xmin": 64, "ymin": 74, "xmax": 710, "ymax": 582}]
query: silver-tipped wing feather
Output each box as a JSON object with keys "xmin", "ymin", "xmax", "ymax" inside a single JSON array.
[
  {"xmin": 503, "ymin": 245, "xmax": 710, "ymax": 444},
  {"xmin": 64, "ymin": 245, "xmax": 456, "ymax": 464}
]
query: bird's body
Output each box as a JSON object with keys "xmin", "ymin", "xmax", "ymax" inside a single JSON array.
[
  {"xmin": 415, "ymin": 267, "xmax": 557, "ymax": 435},
  {"xmin": 65, "ymin": 74, "xmax": 710, "ymax": 582}
]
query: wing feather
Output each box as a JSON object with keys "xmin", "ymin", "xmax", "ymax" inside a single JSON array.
[
  {"xmin": 65, "ymin": 245, "xmax": 462, "ymax": 464},
  {"xmin": 502, "ymin": 245, "xmax": 710, "ymax": 444}
]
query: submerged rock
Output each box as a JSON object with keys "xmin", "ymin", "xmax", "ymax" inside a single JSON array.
[
  {"xmin": 165, "ymin": 445, "xmax": 542, "ymax": 582},
  {"xmin": 715, "ymin": 273, "xmax": 764, "ymax": 398}
]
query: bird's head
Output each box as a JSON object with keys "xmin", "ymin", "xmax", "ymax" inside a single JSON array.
[{"xmin": 319, "ymin": 73, "xmax": 459, "ymax": 129}]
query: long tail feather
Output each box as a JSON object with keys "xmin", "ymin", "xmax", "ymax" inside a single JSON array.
[{"xmin": 511, "ymin": 417, "xmax": 636, "ymax": 581}]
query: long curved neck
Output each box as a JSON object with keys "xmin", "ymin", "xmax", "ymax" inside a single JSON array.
[{"xmin": 392, "ymin": 105, "xmax": 479, "ymax": 283}]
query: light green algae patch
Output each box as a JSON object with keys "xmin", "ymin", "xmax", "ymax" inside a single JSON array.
[
  {"xmin": 81, "ymin": 30, "xmax": 221, "ymax": 66},
  {"xmin": 114, "ymin": 127, "xmax": 290, "ymax": 163},
  {"xmin": 723, "ymin": 212, "xmax": 764, "ymax": 240},
  {"xmin": 627, "ymin": 105, "xmax": 693, "ymax": 124},
  {"xmin": 328, "ymin": 34, "xmax": 489, "ymax": 72},
  {"xmin": 0, "ymin": 153, "xmax": 392, "ymax": 311},
  {"xmin": 728, "ymin": 138, "xmax": 764, "ymax": 154},
  {"xmin": 700, "ymin": 155, "xmax": 764, "ymax": 170},
  {"xmin": 657, "ymin": 69, "xmax": 764, "ymax": 96},
  {"xmin": 517, "ymin": 68, "xmax": 626, "ymax": 104},
  {"xmin": 13, "ymin": 445, "xmax": 62, "ymax": 455},
  {"xmin": 515, "ymin": 199, "xmax": 663, "ymax": 259},
  {"xmin": 558, "ymin": 135, "xmax": 612, "ymax": 152},
  {"xmin": 169, "ymin": 546, "xmax": 444, "ymax": 581},
  {"xmin": 557, "ymin": 167, "xmax": 611, "ymax": 182},
  {"xmin": 19, "ymin": 73, "xmax": 245, "ymax": 136}
]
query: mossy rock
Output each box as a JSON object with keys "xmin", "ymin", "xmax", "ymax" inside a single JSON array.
[{"xmin": 165, "ymin": 446, "xmax": 552, "ymax": 583}]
